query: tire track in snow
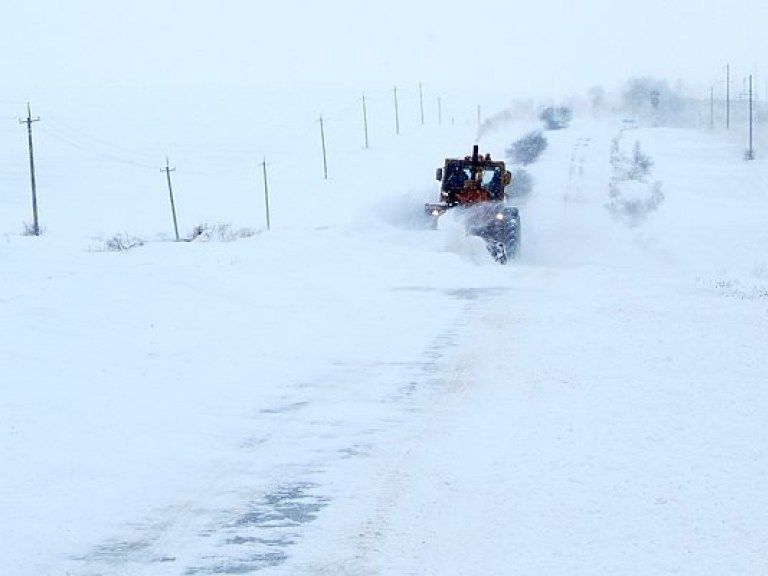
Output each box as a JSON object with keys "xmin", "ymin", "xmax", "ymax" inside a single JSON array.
[
  {"xmin": 292, "ymin": 288, "xmax": 515, "ymax": 576},
  {"xmin": 61, "ymin": 287, "xmax": 510, "ymax": 576},
  {"xmin": 565, "ymin": 137, "xmax": 592, "ymax": 203}
]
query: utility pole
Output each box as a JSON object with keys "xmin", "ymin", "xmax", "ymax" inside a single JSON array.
[
  {"xmin": 393, "ymin": 85, "xmax": 400, "ymax": 135},
  {"xmin": 748, "ymin": 74, "xmax": 754, "ymax": 160},
  {"xmin": 419, "ymin": 82, "xmax": 425, "ymax": 126},
  {"xmin": 319, "ymin": 115, "xmax": 328, "ymax": 180},
  {"xmin": 19, "ymin": 103, "xmax": 41, "ymax": 236},
  {"xmin": 726, "ymin": 63, "xmax": 731, "ymax": 130},
  {"xmin": 161, "ymin": 158, "xmax": 180, "ymax": 241},
  {"xmin": 477, "ymin": 104, "xmax": 482, "ymax": 128},
  {"xmin": 260, "ymin": 157, "xmax": 271, "ymax": 230},
  {"xmin": 437, "ymin": 96, "xmax": 442, "ymax": 126},
  {"xmin": 362, "ymin": 94, "xmax": 370, "ymax": 149}
]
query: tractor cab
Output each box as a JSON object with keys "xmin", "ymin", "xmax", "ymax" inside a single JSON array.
[{"xmin": 435, "ymin": 147, "xmax": 511, "ymax": 207}]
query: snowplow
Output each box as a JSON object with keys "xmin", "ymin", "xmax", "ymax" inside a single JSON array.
[{"xmin": 426, "ymin": 145, "xmax": 521, "ymax": 264}]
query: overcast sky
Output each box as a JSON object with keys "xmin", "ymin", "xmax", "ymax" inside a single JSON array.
[
  {"xmin": 1, "ymin": 0, "xmax": 767, "ymax": 233},
  {"xmin": 2, "ymin": 0, "xmax": 767, "ymax": 101}
]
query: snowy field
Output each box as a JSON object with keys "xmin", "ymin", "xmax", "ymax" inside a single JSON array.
[{"xmin": 3, "ymin": 93, "xmax": 768, "ymax": 576}]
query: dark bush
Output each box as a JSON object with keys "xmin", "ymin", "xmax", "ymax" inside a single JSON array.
[{"xmin": 506, "ymin": 131, "xmax": 548, "ymax": 166}]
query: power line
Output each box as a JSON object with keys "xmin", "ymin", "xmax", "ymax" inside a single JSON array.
[
  {"xmin": 38, "ymin": 125, "xmax": 158, "ymax": 170},
  {"xmin": 42, "ymin": 113, "xmax": 156, "ymax": 161}
]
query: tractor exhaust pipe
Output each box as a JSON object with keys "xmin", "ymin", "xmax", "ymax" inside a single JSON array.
[{"xmin": 470, "ymin": 144, "xmax": 480, "ymax": 180}]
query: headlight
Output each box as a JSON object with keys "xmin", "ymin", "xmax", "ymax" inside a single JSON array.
[
  {"xmin": 431, "ymin": 209, "xmax": 441, "ymax": 216},
  {"xmin": 495, "ymin": 212, "xmax": 505, "ymax": 220}
]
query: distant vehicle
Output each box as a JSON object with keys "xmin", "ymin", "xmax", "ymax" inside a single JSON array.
[
  {"xmin": 426, "ymin": 145, "xmax": 521, "ymax": 264},
  {"xmin": 621, "ymin": 118, "xmax": 638, "ymax": 131},
  {"xmin": 540, "ymin": 106, "xmax": 573, "ymax": 130}
]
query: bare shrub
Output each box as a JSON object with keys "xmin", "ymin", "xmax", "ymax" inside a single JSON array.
[
  {"xmin": 22, "ymin": 222, "xmax": 43, "ymax": 236},
  {"xmin": 606, "ymin": 180, "xmax": 664, "ymax": 226},
  {"xmin": 607, "ymin": 138, "xmax": 664, "ymax": 225},
  {"xmin": 93, "ymin": 233, "xmax": 145, "ymax": 252},
  {"xmin": 188, "ymin": 222, "xmax": 257, "ymax": 242}
]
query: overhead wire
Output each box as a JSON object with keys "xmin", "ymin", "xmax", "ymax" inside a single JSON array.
[{"xmin": 36, "ymin": 124, "xmax": 159, "ymax": 171}]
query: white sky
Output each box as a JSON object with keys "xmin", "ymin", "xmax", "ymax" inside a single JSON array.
[{"xmin": 2, "ymin": 0, "xmax": 767, "ymax": 100}]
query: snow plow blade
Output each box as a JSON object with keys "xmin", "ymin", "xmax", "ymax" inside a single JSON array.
[{"xmin": 466, "ymin": 204, "xmax": 521, "ymax": 264}]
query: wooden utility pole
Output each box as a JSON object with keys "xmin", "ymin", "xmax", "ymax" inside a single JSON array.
[
  {"xmin": 319, "ymin": 115, "xmax": 328, "ymax": 180},
  {"xmin": 362, "ymin": 94, "xmax": 370, "ymax": 149},
  {"xmin": 419, "ymin": 82, "xmax": 425, "ymax": 126},
  {"xmin": 260, "ymin": 157, "xmax": 271, "ymax": 230},
  {"xmin": 726, "ymin": 64, "xmax": 731, "ymax": 129},
  {"xmin": 19, "ymin": 103, "xmax": 41, "ymax": 236},
  {"xmin": 393, "ymin": 85, "xmax": 400, "ymax": 135},
  {"xmin": 161, "ymin": 158, "xmax": 180, "ymax": 241},
  {"xmin": 748, "ymin": 74, "xmax": 754, "ymax": 159}
]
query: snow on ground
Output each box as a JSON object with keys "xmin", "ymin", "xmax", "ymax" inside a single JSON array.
[{"xmin": 2, "ymin": 95, "xmax": 768, "ymax": 575}]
